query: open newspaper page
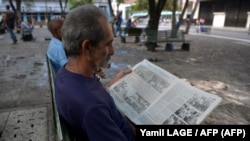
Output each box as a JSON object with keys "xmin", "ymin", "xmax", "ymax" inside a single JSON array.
[{"xmin": 109, "ymin": 59, "xmax": 222, "ymax": 125}]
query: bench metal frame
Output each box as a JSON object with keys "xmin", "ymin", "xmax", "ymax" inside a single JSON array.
[{"xmin": 46, "ymin": 55, "xmax": 75, "ymax": 141}]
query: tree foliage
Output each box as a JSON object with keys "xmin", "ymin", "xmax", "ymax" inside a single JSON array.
[
  {"xmin": 131, "ymin": 0, "xmax": 148, "ymax": 12},
  {"xmin": 163, "ymin": 0, "xmax": 174, "ymax": 10},
  {"xmin": 68, "ymin": 0, "xmax": 92, "ymax": 10},
  {"xmin": 131, "ymin": 0, "xmax": 176, "ymax": 12}
]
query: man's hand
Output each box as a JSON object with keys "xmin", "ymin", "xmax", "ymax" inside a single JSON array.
[
  {"xmin": 106, "ymin": 67, "xmax": 132, "ymax": 87},
  {"xmin": 96, "ymin": 68, "xmax": 106, "ymax": 79}
]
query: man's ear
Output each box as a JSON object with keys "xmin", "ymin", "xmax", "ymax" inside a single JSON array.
[{"xmin": 81, "ymin": 40, "xmax": 91, "ymax": 54}]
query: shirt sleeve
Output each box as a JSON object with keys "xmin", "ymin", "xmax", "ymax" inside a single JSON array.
[
  {"xmin": 48, "ymin": 39, "xmax": 68, "ymax": 67},
  {"xmin": 83, "ymin": 104, "xmax": 135, "ymax": 141},
  {"xmin": 58, "ymin": 48, "xmax": 68, "ymax": 67}
]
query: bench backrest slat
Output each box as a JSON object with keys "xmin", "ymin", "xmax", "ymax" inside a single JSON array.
[
  {"xmin": 144, "ymin": 29, "xmax": 166, "ymax": 42},
  {"xmin": 123, "ymin": 27, "xmax": 143, "ymax": 36},
  {"xmin": 165, "ymin": 30, "xmax": 185, "ymax": 41},
  {"xmin": 46, "ymin": 55, "xmax": 64, "ymax": 141},
  {"xmin": 144, "ymin": 29, "xmax": 190, "ymax": 44}
]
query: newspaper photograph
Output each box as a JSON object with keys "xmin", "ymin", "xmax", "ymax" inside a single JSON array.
[{"xmin": 109, "ymin": 59, "xmax": 222, "ymax": 125}]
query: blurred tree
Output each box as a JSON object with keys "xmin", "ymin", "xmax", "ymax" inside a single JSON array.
[
  {"xmin": 131, "ymin": 0, "xmax": 175, "ymax": 12},
  {"xmin": 131, "ymin": 0, "xmax": 189, "ymax": 51},
  {"xmin": 116, "ymin": 0, "xmax": 123, "ymax": 14},
  {"xmin": 171, "ymin": 0, "xmax": 177, "ymax": 34},
  {"xmin": 131, "ymin": 0, "xmax": 148, "ymax": 12},
  {"xmin": 163, "ymin": 0, "xmax": 174, "ymax": 10},
  {"xmin": 107, "ymin": 0, "xmax": 123, "ymax": 16},
  {"xmin": 107, "ymin": 0, "xmax": 115, "ymax": 17},
  {"xmin": 69, "ymin": 0, "xmax": 92, "ymax": 10},
  {"xmin": 171, "ymin": 0, "xmax": 189, "ymax": 37},
  {"xmin": 147, "ymin": 0, "xmax": 166, "ymax": 30},
  {"xmin": 59, "ymin": 0, "xmax": 68, "ymax": 18},
  {"xmin": 145, "ymin": 0, "xmax": 167, "ymax": 51},
  {"xmin": 185, "ymin": 0, "xmax": 199, "ymax": 34}
]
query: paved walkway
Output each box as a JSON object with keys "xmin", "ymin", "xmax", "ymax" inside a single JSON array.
[{"xmin": 0, "ymin": 27, "xmax": 55, "ymax": 141}]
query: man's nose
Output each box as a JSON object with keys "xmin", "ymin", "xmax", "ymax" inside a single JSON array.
[{"xmin": 109, "ymin": 46, "xmax": 114, "ymax": 56}]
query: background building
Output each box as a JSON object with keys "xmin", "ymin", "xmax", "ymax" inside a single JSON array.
[
  {"xmin": 0, "ymin": 0, "xmax": 67, "ymax": 25},
  {"xmin": 198, "ymin": 0, "xmax": 250, "ymax": 28},
  {"xmin": 0, "ymin": 0, "xmax": 111, "ymax": 25}
]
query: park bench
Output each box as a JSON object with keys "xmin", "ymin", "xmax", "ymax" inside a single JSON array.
[
  {"xmin": 144, "ymin": 29, "xmax": 191, "ymax": 51},
  {"xmin": 120, "ymin": 27, "xmax": 143, "ymax": 43},
  {"xmin": 46, "ymin": 55, "xmax": 75, "ymax": 141}
]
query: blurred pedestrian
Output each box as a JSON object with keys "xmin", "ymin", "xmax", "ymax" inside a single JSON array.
[
  {"xmin": 4, "ymin": 5, "xmax": 17, "ymax": 44},
  {"xmin": 21, "ymin": 18, "xmax": 34, "ymax": 41},
  {"xmin": 200, "ymin": 18, "xmax": 205, "ymax": 25},
  {"xmin": 115, "ymin": 11, "xmax": 122, "ymax": 37},
  {"xmin": 126, "ymin": 18, "xmax": 133, "ymax": 29}
]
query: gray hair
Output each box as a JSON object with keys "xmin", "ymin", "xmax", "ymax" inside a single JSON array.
[{"xmin": 62, "ymin": 4, "xmax": 108, "ymax": 56}]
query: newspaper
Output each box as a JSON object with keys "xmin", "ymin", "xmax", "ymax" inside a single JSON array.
[{"xmin": 109, "ymin": 59, "xmax": 222, "ymax": 125}]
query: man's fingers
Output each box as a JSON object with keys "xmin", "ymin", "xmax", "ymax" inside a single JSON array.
[{"xmin": 123, "ymin": 68, "xmax": 132, "ymax": 74}]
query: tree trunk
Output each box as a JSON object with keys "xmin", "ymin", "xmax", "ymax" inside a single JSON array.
[
  {"xmin": 16, "ymin": 0, "xmax": 21, "ymax": 33},
  {"xmin": 146, "ymin": 0, "xmax": 167, "ymax": 52},
  {"xmin": 177, "ymin": 0, "xmax": 189, "ymax": 31},
  {"xmin": 172, "ymin": 0, "xmax": 189, "ymax": 37},
  {"xmin": 185, "ymin": 0, "xmax": 199, "ymax": 34},
  {"xmin": 107, "ymin": 0, "xmax": 115, "ymax": 17},
  {"xmin": 58, "ymin": 0, "xmax": 68, "ymax": 18},
  {"xmin": 171, "ymin": 0, "xmax": 177, "ymax": 37},
  {"xmin": 59, "ymin": 0, "xmax": 64, "ymax": 18}
]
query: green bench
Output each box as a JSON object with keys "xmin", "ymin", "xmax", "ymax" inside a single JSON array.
[
  {"xmin": 46, "ymin": 55, "xmax": 75, "ymax": 141},
  {"xmin": 165, "ymin": 30, "xmax": 191, "ymax": 43},
  {"xmin": 144, "ymin": 29, "xmax": 191, "ymax": 51},
  {"xmin": 120, "ymin": 27, "xmax": 143, "ymax": 43}
]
